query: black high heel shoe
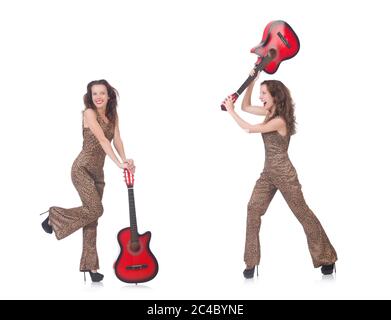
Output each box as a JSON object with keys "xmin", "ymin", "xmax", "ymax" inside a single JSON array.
[
  {"xmin": 243, "ymin": 265, "xmax": 259, "ymax": 279},
  {"xmin": 41, "ymin": 216, "xmax": 53, "ymax": 234},
  {"xmin": 321, "ymin": 263, "xmax": 336, "ymax": 275},
  {"xmin": 83, "ymin": 271, "xmax": 104, "ymax": 282}
]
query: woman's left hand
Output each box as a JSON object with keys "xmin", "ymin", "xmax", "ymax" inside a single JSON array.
[
  {"xmin": 124, "ymin": 159, "xmax": 136, "ymax": 173},
  {"xmin": 223, "ymin": 96, "xmax": 235, "ymax": 113}
]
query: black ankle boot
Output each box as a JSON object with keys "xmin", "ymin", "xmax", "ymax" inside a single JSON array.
[
  {"xmin": 243, "ymin": 266, "xmax": 258, "ymax": 279},
  {"xmin": 41, "ymin": 217, "xmax": 53, "ymax": 234},
  {"xmin": 321, "ymin": 263, "xmax": 335, "ymax": 275},
  {"xmin": 84, "ymin": 271, "xmax": 104, "ymax": 282}
]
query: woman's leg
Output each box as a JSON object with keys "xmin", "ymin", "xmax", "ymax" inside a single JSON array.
[
  {"xmin": 244, "ymin": 173, "xmax": 277, "ymax": 267},
  {"xmin": 80, "ymin": 177, "xmax": 105, "ymax": 271},
  {"xmin": 276, "ymin": 175, "xmax": 337, "ymax": 267},
  {"xmin": 49, "ymin": 166, "xmax": 103, "ymax": 241}
]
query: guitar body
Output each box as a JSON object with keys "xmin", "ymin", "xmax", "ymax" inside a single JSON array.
[
  {"xmin": 251, "ymin": 20, "xmax": 300, "ymax": 74},
  {"xmin": 114, "ymin": 228, "xmax": 159, "ymax": 283},
  {"xmin": 114, "ymin": 169, "xmax": 158, "ymax": 284},
  {"xmin": 221, "ymin": 20, "xmax": 300, "ymax": 110}
]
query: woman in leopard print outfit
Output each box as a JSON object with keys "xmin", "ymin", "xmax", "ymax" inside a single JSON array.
[
  {"xmin": 223, "ymin": 73, "xmax": 337, "ymax": 278},
  {"xmin": 41, "ymin": 80, "xmax": 135, "ymax": 282}
]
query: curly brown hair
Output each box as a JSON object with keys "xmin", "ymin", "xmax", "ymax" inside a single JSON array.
[
  {"xmin": 261, "ymin": 80, "xmax": 296, "ymax": 135},
  {"xmin": 83, "ymin": 79, "xmax": 119, "ymax": 124}
]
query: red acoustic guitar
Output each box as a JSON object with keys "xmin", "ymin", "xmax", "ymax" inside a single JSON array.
[
  {"xmin": 114, "ymin": 169, "xmax": 158, "ymax": 283},
  {"xmin": 221, "ymin": 20, "xmax": 300, "ymax": 110}
]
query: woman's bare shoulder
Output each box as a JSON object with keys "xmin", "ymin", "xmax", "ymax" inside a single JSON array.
[{"xmin": 84, "ymin": 108, "xmax": 97, "ymax": 117}]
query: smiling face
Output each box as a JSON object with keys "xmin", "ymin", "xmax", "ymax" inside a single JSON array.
[
  {"xmin": 91, "ymin": 84, "xmax": 109, "ymax": 110},
  {"xmin": 260, "ymin": 84, "xmax": 274, "ymax": 111}
]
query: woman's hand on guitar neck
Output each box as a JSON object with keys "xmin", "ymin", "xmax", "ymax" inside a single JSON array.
[
  {"xmin": 250, "ymin": 67, "xmax": 260, "ymax": 81},
  {"xmin": 119, "ymin": 159, "xmax": 136, "ymax": 173},
  {"xmin": 242, "ymin": 67, "xmax": 259, "ymax": 96},
  {"xmin": 223, "ymin": 96, "xmax": 235, "ymax": 113},
  {"xmin": 241, "ymin": 68, "xmax": 268, "ymax": 116}
]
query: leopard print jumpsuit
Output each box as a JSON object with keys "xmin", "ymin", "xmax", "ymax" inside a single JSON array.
[
  {"xmin": 49, "ymin": 112, "xmax": 114, "ymax": 271},
  {"xmin": 244, "ymin": 131, "xmax": 338, "ymax": 268}
]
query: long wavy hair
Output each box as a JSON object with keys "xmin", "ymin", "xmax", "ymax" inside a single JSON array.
[
  {"xmin": 262, "ymin": 80, "xmax": 296, "ymax": 135},
  {"xmin": 83, "ymin": 79, "xmax": 118, "ymax": 124}
]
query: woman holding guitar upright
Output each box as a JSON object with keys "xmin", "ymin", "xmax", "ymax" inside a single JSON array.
[
  {"xmin": 41, "ymin": 80, "xmax": 135, "ymax": 282},
  {"xmin": 223, "ymin": 71, "xmax": 337, "ymax": 278}
]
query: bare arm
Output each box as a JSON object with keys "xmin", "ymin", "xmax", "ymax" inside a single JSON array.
[
  {"xmin": 84, "ymin": 109, "xmax": 126, "ymax": 169},
  {"xmin": 113, "ymin": 117, "xmax": 126, "ymax": 162},
  {"xmin": 229, "ymin": 111, "xmax": 284, "ymax": 133},
  {"xmin": 113, "ymin": 115, "xmax": 136, "ymax": 173},
  {"xmin": 224, "ymin": 96, "xmax": 285, "ymax": 134},
  {"xmin": 241, "ymin": 73, "xmax": 268, "ymax": 116}
]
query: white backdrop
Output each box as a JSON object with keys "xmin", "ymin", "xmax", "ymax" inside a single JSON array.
[{"xmin": 1, "ymin": 0, "xmax": 390, "ymax": 300}]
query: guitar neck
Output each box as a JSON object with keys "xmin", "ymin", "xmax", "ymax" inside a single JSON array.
[
  {"xmin": 127, "ymin": 187, "xmax": 139, "ymax": 242},
  {"xmin": 235, "ymin": 54, "xmax": 274, "ymax": 95}
]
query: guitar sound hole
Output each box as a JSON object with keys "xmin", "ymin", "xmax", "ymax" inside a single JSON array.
[
  {"xmin": 268, "ymin": 48, "xmax": 277, "ymax": 58},
  {"xmin": 127, "ymin": 241, "xmax": 140, "ymax": 253}
]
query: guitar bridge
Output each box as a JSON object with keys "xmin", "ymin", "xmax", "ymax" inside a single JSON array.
[
  {"xmin": 277, "ymin": 32, "xmax": 291, "ymax": 48},
  {"xmin": 126, "ymin": 264, "xmax": 148, "ymax": 270}
]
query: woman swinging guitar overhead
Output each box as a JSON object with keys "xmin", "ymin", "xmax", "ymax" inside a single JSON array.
[{"xmin": 222, "ymin": 21, "xmax": 337, "ymax": 278}]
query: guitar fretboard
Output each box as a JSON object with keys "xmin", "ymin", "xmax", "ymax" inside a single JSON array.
[
  {"xmin": 128, "ymin": 187, "xmax": 139, "ymax": 242},
  {"xmin": 236, "ymin": 53, "xmax": 274, "ymax": 95}
]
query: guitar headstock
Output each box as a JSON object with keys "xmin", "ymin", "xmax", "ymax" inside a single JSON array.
[{"xmin": 124, "ymin": 169, "xmax": 134, "ymax": 188}]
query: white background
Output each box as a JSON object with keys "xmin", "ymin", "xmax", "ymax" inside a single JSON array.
[{"xmin": 1, "ymin": 0, "xmax": 390, "ymax": 300}]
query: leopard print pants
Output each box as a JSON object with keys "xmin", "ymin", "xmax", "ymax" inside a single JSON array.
[
  {"xmin": 244, "ymin": 171, "xmax": 338, "ymax": 268},
  {"xmin": 49, "ymin": 163, "xmax": 105, "ymax": 271}
]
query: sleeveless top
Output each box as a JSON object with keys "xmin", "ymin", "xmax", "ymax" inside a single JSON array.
[
  {"xmin": 262, "ymin": 131, "xmax": 296, "ymax": 177},
  {"xmin": 73, "ymin": 112, "xmax": 115, "ymax": 173}
]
